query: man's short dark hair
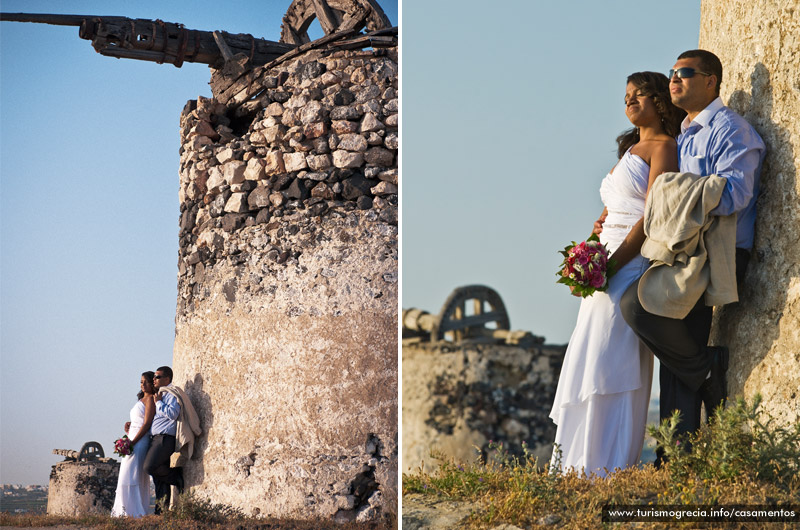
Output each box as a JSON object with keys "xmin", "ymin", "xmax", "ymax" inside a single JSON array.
[
  {"xmin": 156, "ymin": 366, "xmax": 173, "ymax": 381},
  {"xmin": 678, "ymin": 49, "xmax": 723, "ymax": 95}
]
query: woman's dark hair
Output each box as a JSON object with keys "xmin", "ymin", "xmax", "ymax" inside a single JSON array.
[
  {"xmin": 137, "ymin": 371, "xmax": 155, "ymax": 401},
  {"xmin": 616, "ymin": 71, "xmax": 686, "ymax": 159}
]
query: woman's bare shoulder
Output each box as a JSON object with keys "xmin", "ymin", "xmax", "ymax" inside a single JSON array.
[
  {"xmin": 651, "ymin": 137, "xmax": 676, "ymax": 154},
  {"xmin": 632, "ymin": 137, "xmax": 676, "ymax": 165}
]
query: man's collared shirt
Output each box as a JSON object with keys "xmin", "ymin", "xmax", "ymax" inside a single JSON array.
[
  {"xmin": 677, "ymin": 96, "xmax": 765, "ymax": 250},
  {"xmin": 152, "ymin": 384, "xmax": 180, "ymax": 436}
]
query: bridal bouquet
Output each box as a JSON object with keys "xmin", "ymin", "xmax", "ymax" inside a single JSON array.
[
  {"xmin": 113, "ymin": 435, "xmax": 133, "ymax": 458},
  {"xmin": 556, "ymin": 233, "xmax": 617, "ymax": 297}
]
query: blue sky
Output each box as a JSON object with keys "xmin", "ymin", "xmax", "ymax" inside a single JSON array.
[
  {"xmin": 402, "ymin": 1, "xmax": 700, "ymax": 344},
  {"xmin": 0, "ymin": 0, "xmax": 397, "ymax": 486}
]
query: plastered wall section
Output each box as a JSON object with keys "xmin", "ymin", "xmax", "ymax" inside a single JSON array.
[
  {"xmin": 700, "ymin": 0, "xmax": 800, "ymax": 423},
  {"xmin": 173, "ymin": 216, "xmax": 397, "ymax": 520}
]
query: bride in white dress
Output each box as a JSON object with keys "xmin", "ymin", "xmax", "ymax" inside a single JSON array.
[
  {"xmin": 549, "ymin": 72, "xmax": 685, "ymax": 477},
  {"xmin": 111, "ymin": 371, "xmax": 155, "ymax": 517}
]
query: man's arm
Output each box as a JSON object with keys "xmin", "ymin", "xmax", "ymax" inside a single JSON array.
[{"xmin": 709, "ymin": 124, "xmax": 764, "ymax": 216}]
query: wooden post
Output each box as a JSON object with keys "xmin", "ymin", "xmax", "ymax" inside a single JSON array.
[{"xmin": 212, "ymin": 30, "xmax": 236, "ymax": 62}]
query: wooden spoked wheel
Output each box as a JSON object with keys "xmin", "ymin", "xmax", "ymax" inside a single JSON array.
[
  {"xmin": 78, "ymin": 441, "xmax": 105, "ymax": 461},
  {"xmin": 432, "ymin": 285, "xmax": 511, "ymax": 343},
  {"xmin": 280, "ymin": 0, "xmax": 391, "ymax": 44}
]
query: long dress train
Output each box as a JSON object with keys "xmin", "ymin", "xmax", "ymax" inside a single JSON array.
[
  {"xmin": 549, "ymin": 148, "xmax": 654, "ymax": 477},
  {"xmin": 111, "ymin": 400, "xmax": 151, "ymax": 517}
]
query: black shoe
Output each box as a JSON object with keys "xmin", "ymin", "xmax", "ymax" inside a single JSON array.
[
  {"xmin": 700, "ymin": 346, "xmax": 729, "ymax": 417},
  {"xmin": 654, "ymin": 447, "xmax": 665, "ymax": 470},
  {"xmin": 175, "ymin": 468, "xmax": 185, "ymax": 494}
]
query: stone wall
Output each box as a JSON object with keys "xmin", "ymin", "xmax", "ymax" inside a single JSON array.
[
  {"xmin": 699, "ymin": 0, "xmax": 800, "ymax": 424},
  {"xmin": 172, "ymin": 46, "xmax": 398, "ymax": 522},
  {"xmin": 402, "ymin": 340, "xmax": 566, "ymax": 472},
  {"xmin": 47, "ymin": 461, "xmax": 119, "ymax": 516}
]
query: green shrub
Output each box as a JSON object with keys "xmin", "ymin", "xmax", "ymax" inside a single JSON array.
[
  {"xmin": 403, "ymin": 449, "xmax": 493, "ymax": 497},
  {"xmin": 649, "ymin": 394, "xmax": 800, "ymax": 491}
]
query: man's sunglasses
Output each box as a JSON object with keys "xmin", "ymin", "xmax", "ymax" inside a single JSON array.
[
  {"xmin": 154, "ymin": 375, "xmax": 168, "ymax": 380},
  {"xmin": 669, "ymin": 67, "xmax": 713, "ymax": 80}
]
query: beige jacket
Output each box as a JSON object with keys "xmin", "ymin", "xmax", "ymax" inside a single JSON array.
[
  {"xmin": 159, "ymin": 385, "xmax": 202, "ymax": 468},
  {"xmin": 638, "ymin": 172, "xmax": 738, "ymax": 318}
]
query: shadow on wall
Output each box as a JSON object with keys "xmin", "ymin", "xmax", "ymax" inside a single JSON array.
[
  {"xmin": 712, "ymin": 62, "xmax": 798, "ymax": 401},
  {"xmin": 182, "ymin": 373, "xmax": 212, "ymax": 488}
]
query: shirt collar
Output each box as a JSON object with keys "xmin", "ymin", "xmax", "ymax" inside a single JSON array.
[{"xmin": 680, "ymin": 96, "xmax": 724, "ymax": 133}]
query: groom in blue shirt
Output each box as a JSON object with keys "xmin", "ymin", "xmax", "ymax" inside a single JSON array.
[
  {"xmin": 143, "ymin": 365, "xmax": 184, "ymax": 513},
  {"xmin": 621, "ymin": 49, "xmax": 765, "ymax": 464}
]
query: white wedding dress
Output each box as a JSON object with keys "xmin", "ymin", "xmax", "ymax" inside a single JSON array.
[
  {"xmin": 111, "ymin": 400, "xmax": 151, "ymax": 517},
  {"xmin": 549, "ymin": 148, "xmax": 654, "ymax": 477}
]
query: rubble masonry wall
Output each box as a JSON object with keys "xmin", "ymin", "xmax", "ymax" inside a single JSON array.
[
  {"xmin": 172, "ymin": 47, "xmax": 398, "ymax": 522},
  {"xmin": 402, "ymin": 341, "xmax": 566, "ymax": 472},
  {"xmin": 47, "ymin": 461, "xmax": 119, "ymax": 516}
]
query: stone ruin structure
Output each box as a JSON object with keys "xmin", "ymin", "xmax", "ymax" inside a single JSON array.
[
  {"xmin": 402, "ymin": 286, "xmax": 566, "ymax": 471},
  {"xmin": 47, "ymin": 442, "xmax": 119, "ymax": 516},
  {"xmin": 699, "ymin": 0, "xmax": 800, "ymax": 426},
  {"xmin": 170, "ymin": 1, "xmax": 398, "ymax": 523}
]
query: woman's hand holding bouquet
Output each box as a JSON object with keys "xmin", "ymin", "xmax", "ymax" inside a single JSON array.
[
  {"xmin": 556, "ymin": 233, "xmax": 617, "ymax": 298},
  {"xmin": 113, "ymin": 435, "xmax": 134, "ymax": 457}
]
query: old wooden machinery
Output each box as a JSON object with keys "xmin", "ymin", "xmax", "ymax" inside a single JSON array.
[
  {"xmin": 0, "ymin": 12, "xmax": 294, "ymax": 68},
  {"xmin": 1, "ymin": 0, "xmax": 397, "ymax": 110},
  {"xmin": 52, "ymin": 441, "xmax": 106, "ymax": 462},
  {"xmin": 402, "ymin": 285, "xmax": 543, "ymax": 347}
]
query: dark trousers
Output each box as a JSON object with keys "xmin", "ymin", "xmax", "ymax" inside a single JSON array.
[
  {"xmin": 143, "ymin": 434, "xmax": 180, "ymax": 512},
  {"xmin": 620, "ymin": 249, "xmax": 749, "ymax": 460},
  {"xmin": 621, "ymin": 288, "xmax": 712, "ymax": 451}
]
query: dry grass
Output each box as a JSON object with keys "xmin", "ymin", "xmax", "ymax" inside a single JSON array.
[
  {"xmin": 0, "ymin": 491, "xmax": 396, "ymax": 530},
  {"xmin": 0, "ymin": 513, "xmax": 392, "ymax": 529},
  {"xmin": 0, "ymin": 513, "xmax": 394, "ymax": 530},
  {"xmin": 403, "ymin": 396, "xmax": 800, "ymax": 529}
]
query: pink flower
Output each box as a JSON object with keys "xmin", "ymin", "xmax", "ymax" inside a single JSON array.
[
  {"xmin": 114, "ymin": 435, "xmax": 133, "ymax": 458},
  {"xmin": 556, "ymin": 234, "xmax": 617, "ymax": 297},
  {"xmin": 590, "ymin": 272, "xmax": 606, "ymax": 288}
]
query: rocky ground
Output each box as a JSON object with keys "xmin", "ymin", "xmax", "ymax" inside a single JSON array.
[
  {"xmin": 401, "ymin": 494, "xmax": 476, "ymax": 529},
  {"xmin": 402, "ymin": 494, "xmax": 553, "ymax": 530}
]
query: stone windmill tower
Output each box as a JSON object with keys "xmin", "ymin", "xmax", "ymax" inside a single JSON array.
[
  {"xmin": 2, "ymin": 0, "xmax": 397, "ymax": 522},
  {"xmin": 170, "ymin": 0, "xmax": 398, "ymax": 522}
]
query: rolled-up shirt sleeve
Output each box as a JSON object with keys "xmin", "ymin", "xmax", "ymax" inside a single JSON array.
[
  {"xmin": 156, "ymin": 392, "xmax": 181, "ymax": 421},
  {"xmin": 709, "ymin": 125, "xmax": 764, "ymax": 217}
]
